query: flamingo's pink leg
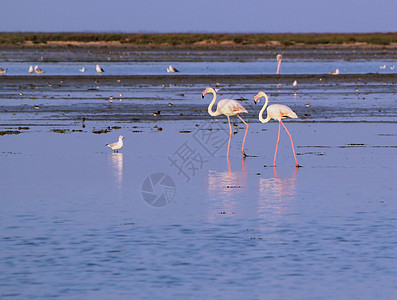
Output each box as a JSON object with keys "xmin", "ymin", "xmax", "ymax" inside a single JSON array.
[
  {"xmin": 237, "ymin": 115, "xmax": 248, "ymax": 157},
  {"xmin": 226, "ymin": 115, "xmax": 232, "ymax": 158},
  {"xmin": 280, "ymin": 120, "xmax": 300, "ymax": 167},
  {"xmin": 274, "ymin": 121, "xmax": 281, "ymax": 166}
]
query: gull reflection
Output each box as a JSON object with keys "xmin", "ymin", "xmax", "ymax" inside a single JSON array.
[
  {"xmin": 207, "ymin": 157, "xmax": 248, "ymax": 219},
  {"xmin": 109, "ymin": 152, "xmax": 123, "ymax": 188},
  {"xmin": 257, "ymin": 167, "xmax": 298, "ymax": 215}
]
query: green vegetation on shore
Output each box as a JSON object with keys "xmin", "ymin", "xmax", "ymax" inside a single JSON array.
[{"xmin": 1, "ymin": 32, "xmax": 397, "ymax": 46}]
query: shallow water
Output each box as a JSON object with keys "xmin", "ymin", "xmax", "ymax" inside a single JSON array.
[
  {"xmin": 1, "ymin": 59, "xmax": 397, "ymax": 76},
  {"xmin": 1, "ymin": 49, "xmax": 397, "ymax": 299}
]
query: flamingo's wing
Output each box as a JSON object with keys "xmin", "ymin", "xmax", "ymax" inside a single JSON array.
[
  {"xmin": 218, "ymin": 99, "xmax": 247, "ymax": 115},
  {"xmin": 279, "ymin": 105, "xmax": 298, "ymax": 119}
]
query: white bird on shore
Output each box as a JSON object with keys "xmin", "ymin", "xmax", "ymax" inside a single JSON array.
[
  {"xmin": 0, "ymin": 67, "xmax": 7, "ymax": 74},
  {"xmin": 106, "ymin": 135, "xmax": 125, "ymax": 153},
  {"xmin": 34, "ymin": 65, "xmax": 44, "ymax": 74},
  {"xmin": 292, "ymin": 80, "xmax": 297, "ymax": 87},
  {"xmin": 329, "ymin": 68, "xmax": 339, "ymax": 75},
  {"xmin": 96, "ymin": 64, "xmax": 104, "ymax": 74},
  {"xmin": 79, "ymin": 67, "xmax": 85, "ymax": 72},
  {"xmin": 391, "ymin": 66, "xmax": 395, "ymax": 70},
  {"xmin": 29, "ymin": 65, "xmax": 34, "ymax": 74},
  {"xmin": 167, "ymin": 65, "xmax": 179, "ymax": 73},
  {"xmin": 379, "ymin": 65, "xmax": 386, "ymax": 69}
]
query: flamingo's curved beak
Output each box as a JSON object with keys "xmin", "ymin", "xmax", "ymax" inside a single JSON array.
[
  {"xmin": 202, "ymin": 90, "xmax": 207, "ymax": 99},
  {"xmin": 254, "ymin": 94, "xmax": 260, "ymax": 104}
]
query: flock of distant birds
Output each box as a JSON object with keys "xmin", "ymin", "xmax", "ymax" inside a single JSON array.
[
  {"xmin": 0, "ymin": 64, "xmax": 178, "ymax": 74},
  {"xmin": 0, "ymin": 53, "xmax": 395, "ymax": 75},
  {"xmin": 0, "ymin": 54, "xmax": 393, "ymax": 166}
]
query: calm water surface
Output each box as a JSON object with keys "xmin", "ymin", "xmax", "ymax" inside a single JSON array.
[
  {"xmin": 1, "ymin": 121, "xmax": 397, "ymax": 299},
  {"xmin": 1, "ymin": 60, "xmax": 396, "ymax": 76}
]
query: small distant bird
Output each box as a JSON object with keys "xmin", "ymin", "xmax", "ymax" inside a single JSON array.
[
  {"xmin": 106, "ymin": 135, "xmax": 125, "ymax": 153},
  {"xmin": 79, "ymin": 67, "xmax": 85, "ymax": 72},
  {"xmin": 34, "ymin": 65, "xmax": 44, "ymax": 74},
  {"xmin": 254, "ymin": 91, "xmax": 300, "ymax": 167},
  {"xmin": 276, "ymin": 54, "xmax": 282, "ymax": 74},
  {"xmin": 0, "ymin": 67, "xmax": 7, "ymax": 74},
  {"xmin": 379, "ymin": 65, "xmax": 386, "ymax": 69},
  {"xmin": 168, "ymin": 102, "xmax": 173, "ymax": 107},
  {"xmin": 152, "ymin": 111, "xmax": 161, "ymax": 116},
  {"xmin": 391, "ymin": 66, "xmax": 395, "ymax": 70},
  {"xmin": 96, "ymin": 64, "xmax": 104, "ymax": 74},
  {"xmin": 292, "ymin": 80, "xmax": 297, "ymax": 87},
  {"xmin": 34, "ymin": 105, "xmax": 40, "ymax": 110},
  {"xmin": 119, "ymin": 93, "xmax": 123, "ymax": 97},
  {"xmin": 329, "ymin": 68, "xmax": 339, "ymax": 75},
  {"xmin": 167, "ymin": 65, "xmax": 179, "ymax": 73},
  {"xmin": 29, "ymin": 65, "xmax": 34, "ymax": 74},
  {"xmin": 19, "ymin": 92, "xmax": 23, "ymax": 96}
]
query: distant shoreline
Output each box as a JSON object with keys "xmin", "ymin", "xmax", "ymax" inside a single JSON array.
[{"xmin": 1, "ymin": 33, "xmax": 397, "ymax": 49}]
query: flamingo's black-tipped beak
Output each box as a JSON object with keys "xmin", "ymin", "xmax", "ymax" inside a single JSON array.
[{"xmin": 202, "ymin": 94, "xmax": 204, "ymax": 99}]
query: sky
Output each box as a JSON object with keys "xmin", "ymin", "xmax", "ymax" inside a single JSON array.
[{"xmin": 1, "ymin": 0, "xmax": 397, "ymax": 33}]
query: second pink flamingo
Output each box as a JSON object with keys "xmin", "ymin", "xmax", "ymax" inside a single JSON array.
[{"xmin": 254, "ymin": 92, "xmax": 300, "ymax": 167}]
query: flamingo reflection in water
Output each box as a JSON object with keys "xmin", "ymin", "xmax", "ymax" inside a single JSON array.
[
  {"xmin": 206, "ymin": 157, "xmax": 248, "ymax": 220},
  {"xmin": 257, "ymin": 167, "xmax": 298, "ymax": 216}
]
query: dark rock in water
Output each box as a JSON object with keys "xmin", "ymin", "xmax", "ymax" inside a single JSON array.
[
  {"xmin": 92, "ymin": 129, "xmax": 109, "ymax": 134},
  {"xmin": 0, "ymin": 130, "xmax": 20, "ymax": 136},
  {"xmin": 52, "ymin": 129, "xmax": 69, "ymax": 133}
]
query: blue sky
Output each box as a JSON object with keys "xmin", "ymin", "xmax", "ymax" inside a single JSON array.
[{"xmin": 2, "ymin": 0, "xmax": 397, "ymax": 33}]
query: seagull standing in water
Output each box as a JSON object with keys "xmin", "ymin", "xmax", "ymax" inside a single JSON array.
[
  {"xmin": 0, "ymin": 67, "xmax": 7, "ymax": 74},
  {"xmin": 96, "ymin": 64, "xmax": 104, "ymax": 74},
  {"xmin": 106, "ymin": 136, "xmax": 125, "ymax": 153},
  {"xmin": 29, "ymin": 65, "xmax": 34, "ymax": 74},
  {"xmin": 329, "ymin": 68, "xmax": 339, "ymax": 75},
  {"xmin": 34, "ymin": 65, "xmax": 44, "ymax": 74}
]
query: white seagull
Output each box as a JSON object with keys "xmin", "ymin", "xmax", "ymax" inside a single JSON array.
[
  {"xmin": 79, "ymin": 67, "xmax": 85, "ymax": 72},
  {"xmin": 34, "ymin": 65, "xmax": 44, "ymax": 74},
  {"xmin": 106, "ymin": 136, "xmax": 125, "ymax": 153},
  {"xmin": 96, "ymin": 64, "xmax": 104, "ymax": 74},
  {"xmin": 379, "ymin": 65, "xmax": 386, "ymax": 69},
  {"xmin": 292, "ymin": 80, "xmax": 297, "ymax": 87},
  {"xmin": 329, "ymin": 68, "xmax": 339, "ymax": 75},
  {"xmin": 166, "ymin": 65, "xmax": 179, "ymax": 73},
  {"xmin": 29, "ymin": 65, "xmax": 34, "ymax": 73}
]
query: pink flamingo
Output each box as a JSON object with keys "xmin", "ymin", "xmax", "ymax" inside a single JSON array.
[
  {"xmin": 254, "ymin": 92, "xmax": 300, "ymax": 167},
  {"xmin": 276, "ymin": 54, "xmax": 282, "ymax": 74},
  {"xmin": 202, "ymin": 87, "xmax": 249, "ymax": 158}
]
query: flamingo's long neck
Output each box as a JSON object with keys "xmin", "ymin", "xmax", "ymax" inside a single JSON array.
[
  {"xmin": 207, "ymin": 90, "xmax": 222, "ymax": 117},
  {"xmin": 259, "ymin": 95, "xmax": 271, "ymax": 123}
]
